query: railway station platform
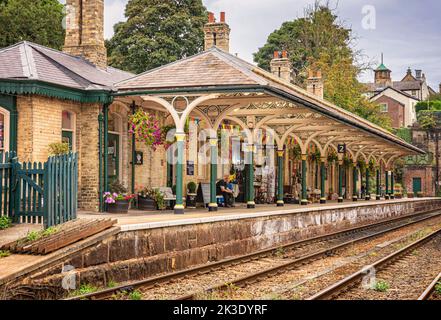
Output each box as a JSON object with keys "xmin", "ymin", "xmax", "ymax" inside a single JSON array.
[{"xmin": 1, "ymin": 197, "xmax": 440, "ymax": 298}]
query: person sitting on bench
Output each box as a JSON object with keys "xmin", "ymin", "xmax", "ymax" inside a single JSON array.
[{"xmin": 216, "ymin": 175, "xmax": 234, "ymax": 207}]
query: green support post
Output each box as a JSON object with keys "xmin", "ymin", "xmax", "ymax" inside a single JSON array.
[
  {"xmin": 166, "ymin": 147, "xmax": 172, "ymax": 188},
  {"xmin": 277, "ymin": 150, "xmax": 285, "ymax": 207},
  {"xmin": 320, "ymin": 158, "xmax": 326, "ymax": 204},
  {"xmin": 352, "ymin": 163, "xmax": 358, "ymax": 201},
  {"xmin": 338, "ymin": 160, "xmax": 343, "ymax": 203},
  {"xmin": 98, "ymin": 113, "xmax": 103, "ymax": 212},
  {"xmin": 103, "ymin": 104, "xmax": 109, "ymax": 208},
  {"xmin": 376, "ymin": 168, "xmax": 381, "ymax": 200},
  {"xmin": 390, "ymin": 170, "xmax": 395, "ymax": 199},
  {"xmin": 301, "ymin": 154, "xmax": 308, "ymax": 205},
  {"xmin": 174, "ymin": 133, "xmax": 185, "ymax": 214},
  {"xmin": 131, "ymin": 103, "xmax": 136, "ymax": 196},
  {"xmin": 385, "ymin": 170, "xmax": 389, "ymax": 200},
  {"xmin": 209, "ymin": 138, "xmax": 218, "ymax": 212},
  {"xmin": 365, "ymin": 167, "xmax": 370, "ymax": 200},
  {"xmin": 246, "ymin": 144, "xmax": 255, "ymax": 209}
]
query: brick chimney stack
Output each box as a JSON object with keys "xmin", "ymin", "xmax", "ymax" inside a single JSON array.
[
  {"xmin": 270, "ymin": 50, "xmax": 293, "ymax": 82},
  {"xmin": 204, "ymin": 12, "xmax": 231, "ymax": 52},
  {"xmin": 63, "ymin": 0, "xmax": 107, "ymax": 69},
  {"xmin": 306, "ymin": 69, "xmax": 324, "ymax": 100}
]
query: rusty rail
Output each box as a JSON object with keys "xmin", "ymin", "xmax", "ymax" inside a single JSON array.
[{"xmin": 418, "ymin": 271, "xmax": 441, "ymax": 300}]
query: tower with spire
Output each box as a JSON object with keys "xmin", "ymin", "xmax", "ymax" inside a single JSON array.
[{"xmin": 374, "ymin": 53, "xmax": 392, "ymax": 87}]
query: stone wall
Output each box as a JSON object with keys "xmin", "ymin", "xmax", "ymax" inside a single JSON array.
[{"xmin": 25, "ymin": 199, "xmax": 441, "ymax": 291}]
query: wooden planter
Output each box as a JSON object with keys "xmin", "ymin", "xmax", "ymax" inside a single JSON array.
[
  {"xmin": 138, "ymin": 196, "xmax": 157, "ymax": 211},
  {"xmin": 107, "ymin": 200, "xmax": 130, "ymax": 214}
]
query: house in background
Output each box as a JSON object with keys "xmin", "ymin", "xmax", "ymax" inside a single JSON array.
[{"xmin": 364, "ymin": 56, "xmax": 434, "ymax": 128}]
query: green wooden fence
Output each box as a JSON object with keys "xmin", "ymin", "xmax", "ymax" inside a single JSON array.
[{"xmin": 0, "ymin": 152, "xmax": 78, "ymax": 228}]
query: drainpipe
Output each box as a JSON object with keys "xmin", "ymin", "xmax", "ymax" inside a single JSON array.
[{"xmin": 98, "ymin": 113, "xmax": 103, "ymax": 212}]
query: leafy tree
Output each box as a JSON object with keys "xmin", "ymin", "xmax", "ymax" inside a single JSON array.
[
  {"xmin": 254, "ymin": 1, "xmax": 391, "ymax": 130},
  {"xmin": 106, "ymin": 0, "xmax": 207, "ymax": 74},
  {"xmin": 0, "ymin": 0, "xmax": 65, "ymax": 49}
]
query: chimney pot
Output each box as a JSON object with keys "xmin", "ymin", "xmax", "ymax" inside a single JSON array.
[
  {"xmin": 208, "ymin": 12, "xmax": 215, "ymax": 23},
  {"xmin": 281, "ymin": 50, "xmax": 288, "ymax": 59},
  {"xmin": 273, "ymin": 51, "xmax": 279, "ymax": 59},
  {"xmin": 220, "ymin": 12, "xmax": 226, "ymax": 23}
]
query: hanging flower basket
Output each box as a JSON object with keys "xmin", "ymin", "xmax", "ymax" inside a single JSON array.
[{"xmin": 128, "ymin": 109, "xmax": 162, "ymax": 149}]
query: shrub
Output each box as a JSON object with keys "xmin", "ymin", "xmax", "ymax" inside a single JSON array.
[
  {"xmin": 187, "ymin": 181, "xmax": 197, "ymax": 194},
  {"xmin": 109, "ymin": 180, "xmax": 127, "ymax": 194},
  {"xmin": 48, "ymin": 142, "xmax": 70, "ymax": 156},
  {"xmin": 374, "ymin": 280, "xmax": 390, "ymax": 292},
  {"xmin": 0, "ymin": 216, "xmax": 12, "ymax": 229},
  {"xmin": 129, "ymin": 290, "xmax": 142, "ymax": 300},
  {"xmin": 0, "ymin": 250, "xmax": 10, "ymax": 258}
]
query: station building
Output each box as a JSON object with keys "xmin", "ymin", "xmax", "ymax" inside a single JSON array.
[{"xmin": 0, "ymin": 0, "xmax": 424, "ymax": 214}]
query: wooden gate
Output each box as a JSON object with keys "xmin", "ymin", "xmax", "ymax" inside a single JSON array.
[{"xmin": 0, "ymin": 152, "xmax": 78, "ymax": 228}]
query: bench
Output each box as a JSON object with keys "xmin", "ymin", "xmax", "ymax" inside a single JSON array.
[{"xmin": 156, "ymin": 187, "xmax": 186, "ymax": 209}]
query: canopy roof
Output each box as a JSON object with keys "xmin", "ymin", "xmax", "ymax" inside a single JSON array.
[{"xmin": 116, "ymin": 47, "xmax": 423, "ymax": 156}]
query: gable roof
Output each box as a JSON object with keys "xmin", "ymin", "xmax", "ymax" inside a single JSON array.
[
  {"xmin": 371, "ymin": 93, "xmax": 405, "ymax": 107},
  {"xmin": 116, "ymin": 47, "xmax": 423, "ymax": 155},
  {"xmin": 370, "ymin": 86, "xmax": 420, "ymax": 101},
  {"xmin": 0, "ymin": 41, "xmax": 133, "ymax": 91}
]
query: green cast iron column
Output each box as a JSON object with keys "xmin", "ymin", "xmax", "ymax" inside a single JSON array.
[
  {"xmin": 166, "ymin": 147, "xmax": 172, "ymax": 188},
  {"xmin": 390, "ymin": 170, "xmax": 395, "ymax": 199},
  {"xmin": 376, "ymin": 168, "xmax": 381, "ymax": 200},
  {"xmin": 103, "ymin": 104, "xmax": 109, "ymax": 194},
  {"xmin": 301, "ymin": 154, "xmax": 308, "ymax": 205},
  {"xmin": 246, "ymin": 144, "xmax": 255, "ymax": 209},
  {"xmin": 277, "ymin": 150, "xmax": 284, "ymax": 207},
  {"xmin": 365, "ymin": 167, "xmax": 370, "ymax": 200},
  {"xmin": 338, "ymin": 160, "xmax": 343, "ymax": 203},
  {"xmin": 320, "ymin": 157, "xmax": 326, "ymax": 204},
  {"xmin": 352, "ymin": 163, "xmax": 358, "ymax": 201},
  {"xmin": 98, "ymin": 113, "xmax": 103, "ymax": 212},
  {"xmin": 131, "ymin": 104, "xmax": 136, "ymax": 199},
  {"xmin": 174, "ymin": 133, "xmax": 186, "ymax": 214},
  {"xmin": 209, "ymin": 137, "xmax": 218, "ymax": 212},
  {"xmin": 385, "ymin": 170, "xmax": 389, "ymax": 200}
]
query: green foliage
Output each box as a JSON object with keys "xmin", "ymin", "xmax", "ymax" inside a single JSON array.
[
  {"xmin": 187, "ymin": 181, "xmax": 197, "ymax": 194},
  {"xmin": 394, "ymin": 127, "xmax": 412, "ymax": 143},
  {"xmin": 374, "ymin": 280, "xmax": 390, "ymax": 292},
  {"xmin": 48, "ymin": 142, "xmax": 70, "ymax": 156},
  {"xmin": 435, "ymin": 282, "xmax": 441, "ymax": 295},
  {"xmin": 70, "ymin": 284, "xmax": 97, "ymax": 296},
  {"xmin": 416, "ymin": 100, "xmax": 441, "ymax": 113},
  {"xmin": 0, "ymin": 216, "xmax": 12, "ymax": 229},
  {"xmin": 107, "ymin": 280, "xmax": 117, "ymax": 288},
  {"xmin": 26, "ymin": 226, "xmax": 59, "ymax": 242},
  {"xmin": 0, "ymin": 0, "xmax": 65, "ymax": 49},
  {"xmin": 128, "ymin": 109, "xmax": 162, "ymax": 149},
  {"xmin": 106, "ymin": 0, "xmax": 207, "ymax": 73},
  {"xmin": 129, "ymin": 290, "xmax": 142, "ymax": 300},
  {"xmin": 0, "ymin": 250, "xmax": 10, "ymax": 258},
  {"xmin": 418, "ymin": 111, "xmax": 436, "ymax": 129},
  {"xmin": 253, "ymin": 1, "xmax": 391, "ymax": 130}
]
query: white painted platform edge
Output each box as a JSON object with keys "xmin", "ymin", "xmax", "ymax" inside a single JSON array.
[{"xmin": 119, "ymin": 198, "xmax": 439, "ymax": 232}]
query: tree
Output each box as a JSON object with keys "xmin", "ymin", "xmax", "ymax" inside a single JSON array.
[
  {"xmin": 0, "ymin": 0, "xmax": 65, "ymax": 50},
  {"xmin": 253, "ymin": 1, "xmax": 391, "ymax": 130},
  {"xmin": 106, "ymin": 0, "xmax": 207, "ymax": 74}
]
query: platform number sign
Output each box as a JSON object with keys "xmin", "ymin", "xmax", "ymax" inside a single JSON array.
[{"xmin": 337, "ymin": 144, "xmax": 346, "ymax": 154}]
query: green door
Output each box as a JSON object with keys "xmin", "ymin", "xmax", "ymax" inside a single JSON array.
[
  {"xmin": 108, "ymin": 133, "xmax": 120, "ymax": 184},
  {"xmin": 412, "ymin": 177, "xmax": 422, "ymax": 194},
  {"xmin": 62, "ymin": 131, "xmax": 73, "ymax": 151}
]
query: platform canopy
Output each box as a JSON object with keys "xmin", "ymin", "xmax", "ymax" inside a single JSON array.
[{"xmin": 114, "ymin": 47, "xmax": 423, "ymax": 162}]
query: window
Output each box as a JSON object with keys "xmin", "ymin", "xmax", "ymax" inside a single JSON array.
[
  {"xmin": 379, "ymin": 103, "xmax": 388, "ymax": 113},
  {"xmin": 0, "ymin": 107, "xmax": 10, "ymax": 152},
  {"xmin": 62, "ymin": 111, "xmax": 75, "ymax": 151}
]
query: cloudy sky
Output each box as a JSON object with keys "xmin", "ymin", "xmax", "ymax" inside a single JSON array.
[{"xmin": 62, "ymin": 0, "xmax": 441, "ymax": 89}]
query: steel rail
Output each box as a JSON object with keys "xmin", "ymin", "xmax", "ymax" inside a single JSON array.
[
  {"xmin": 66, "ymin": 210, "xmax": 441, "ymax": 300},
  {"xmin": 418, "ymin": 271, "xmax": 441, "ymax": 300},
  {"xmin": 308, "ymin": 228, "xmax": 441, "ymax": 300},
  {"xmin": 177, "ymin": 212, "xmax": 441, "ymax": 300}
]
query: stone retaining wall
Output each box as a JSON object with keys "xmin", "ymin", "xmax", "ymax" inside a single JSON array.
[{"xmin": 9, "ymin": 199, "xmax": 441, "ymax": 298}]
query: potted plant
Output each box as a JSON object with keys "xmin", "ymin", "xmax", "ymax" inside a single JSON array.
[
  {"xmin": 186, "ymin": 181, "xmax": 198, "ymax": 208},
  {"xmin": 104, "ymin": 192, "xmax": 136, "ymax": 213},
  {"xmin": 137, "ymin": 186, "xmax": 157, "ymax": 210},
  {"xmin": 417, "ymin": 191, "xmax": 424, "ymax": 198},
  {"xmin": 394, "ymin": 192, "xmax": 402, "ymax": 199}
]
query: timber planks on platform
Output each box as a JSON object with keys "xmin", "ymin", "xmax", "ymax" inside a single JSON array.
[{"xmin": 1, "ymin": 219, "xmax": 117, "ymax": 255}]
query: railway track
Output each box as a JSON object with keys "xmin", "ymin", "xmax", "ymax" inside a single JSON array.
[
  {"xmin": 307, "ymin": 228, "xmax": 441, "ymax": 300},
  {"xmin": 66, "ymin": 210, "xmax": 441, "ymax": 300},
  {"xmin": 418, "ymin": 272, "xmax": 441, "ymax": 300}
]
